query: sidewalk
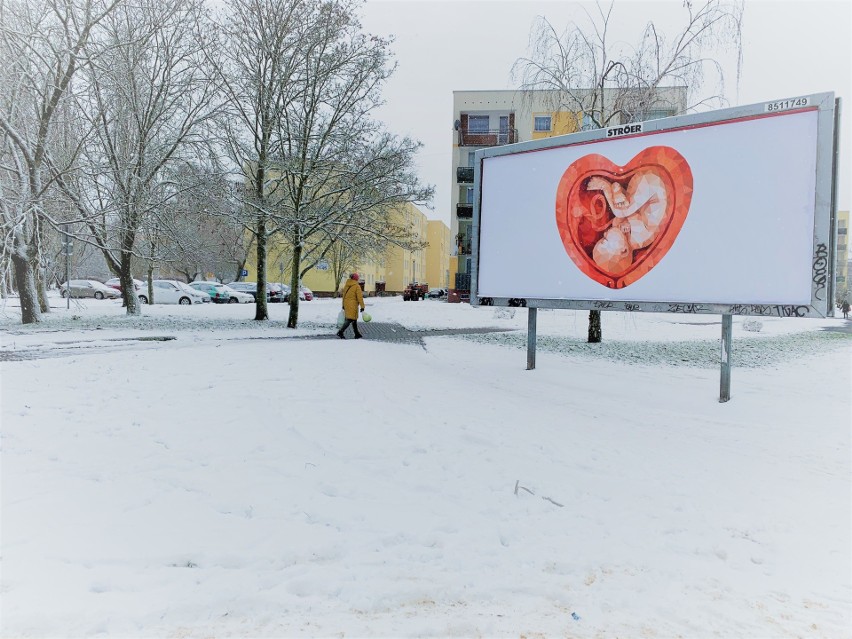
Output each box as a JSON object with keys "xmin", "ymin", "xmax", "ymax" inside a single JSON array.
[{"xmin": 314, "ymin": 321, "xmax": 516, "ymax": 347}]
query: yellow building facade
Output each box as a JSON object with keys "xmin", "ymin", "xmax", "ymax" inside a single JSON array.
[
  {"xmin": 245, "ymin": 202, "xmax": 440, "ymax": 296},
  {"xmin": 382, "ymin": 202, "xmax": 428, "ymax": 293},
  {"xmin": 530, "ymin": 110, "xmax": 581, "ymax": 140},
  {"xmin": 425, "ymin": 220, "xmax": 451, "ymax": 289}
]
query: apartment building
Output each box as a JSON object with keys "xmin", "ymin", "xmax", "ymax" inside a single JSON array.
[
  {"xmin": 425, "ymin": 220, "xmax": 451, "ymax": 290},
  {"xmin": 449, "ymin": 88, "xmax": 687, "ymax": 302},
  {"xmin": 382, "ymin": 202, "xmax": 428, "ymax": 293},
  {"xmin": 263, "ymin": 202, "xmax": 438, "ymax": 296},
  {"xmin": 836, "ymin": 209, "xmax": 849, "ymax": 299}
]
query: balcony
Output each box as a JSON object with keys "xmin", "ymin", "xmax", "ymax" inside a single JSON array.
[
  {"xmin": 458, "ymin": 128, "xmax": 518, "ymax": 147},
  {"xmin": 456, "ymin": 166, "xmax": 474, "ymax": 183},
  {"xmin": 456, "ymin": 203, "xmax": 473, "ymax": 218},
  {"xmin": 455, "ymin": 272, "xmax": 471, "ymax": 292}
]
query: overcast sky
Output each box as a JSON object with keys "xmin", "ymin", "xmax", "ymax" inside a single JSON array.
[{"xmin": 359, "ymin": 0, "xmax": 851, "ymax": 226}]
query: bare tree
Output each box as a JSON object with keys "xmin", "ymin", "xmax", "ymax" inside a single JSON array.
[
  {"xmin": 309, "ymin": 221, "xmax": 395, "ymax": 298},
  {"xmin": 276, "ymin": 129, "xmax": 432, "ymax": 326},
  {"xmin": 326, "ymin": 238, "xmax": 361, "ymax": 298},
  {"xmin": 214, "ymin": 0, "xmax": 311, "ymax": 321},
  {"xmin": 57, "ymin": 0, "xmax": 219, "ymax": 314},
  {"xmin": 157, "ymin": 178, "xmax": 248, "ymax": 283},
  {"xmin": 512, "ymin": 0, "xmax": 742, "ymax": 342},
  {"xmin": 267, "ymin": 0, "xmax": 433, "ymax": 328},
  {"xmin": 0, "ymin": 0, "xmax": 122, "ymax": 323},
  {"xmin": 217, "ymin": 0, "xmax": 432, "ymax": 326}
]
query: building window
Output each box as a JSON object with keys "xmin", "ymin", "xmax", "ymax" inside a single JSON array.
[
  {"xmin": 534, "ymin": 115, "xmax": 552, "ymax": 132},
  {"xmin": 645, "ymin": 109, "xmax": 674, "ymax": 120},
  {"xmin": 630, "ymin": 109, "xmax": 675, "ymax": 123},
  {"xmin": 467, "ymin": 152, "xmax": 476, "ymax": 167},
  {"xmin": 581, "ymin": 113, "xmax": 596, "ymax": 130},
  {"xmin": 468, "ymin": 115, "xmax": 489, "ymax": 133},
  {"xmin": 466, "ymin": 187, "xmax": 474, "ymax": 204}
]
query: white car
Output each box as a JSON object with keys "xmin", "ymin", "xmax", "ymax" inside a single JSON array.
[
  {"xmin": 220, "ymin": 285, "xmax": 254, "ymax": 304},
  {"xmin": 137, "ymin": 280, "xmax": 209, "ymax": 305},
  {"xmin": 59, "ymin": 279, "xmax": 122, "ymax": 300},
  {"xmin": 104, "ymin": 277, "xmax": 144, "ymax": 292}
]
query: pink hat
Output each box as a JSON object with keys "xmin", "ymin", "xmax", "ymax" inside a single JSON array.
[{"xmin": 351, "ymin": 273, "xmax": 360, "ymax": 281}]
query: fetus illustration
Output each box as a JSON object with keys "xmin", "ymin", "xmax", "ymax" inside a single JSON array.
[
  {"xmin": 555, "ymin": 146, "xmax": 693, "ymax": 289},
  {"xmin": 591, "ymin": 226, "xmax": 632, "ymax": 273},
  {"xmin": 586, "ymin": 171, "xmax": 668, "ymax": 250}
]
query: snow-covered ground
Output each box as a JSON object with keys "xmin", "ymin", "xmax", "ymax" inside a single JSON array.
[{"xmin": 1, "ymin": 295, "xmax": 850, "ymax": 638}]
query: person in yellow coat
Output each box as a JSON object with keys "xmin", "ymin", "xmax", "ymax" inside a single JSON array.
[{"xmin": 337, "ymin": 272, "xmax": 366, "ymax": 339}]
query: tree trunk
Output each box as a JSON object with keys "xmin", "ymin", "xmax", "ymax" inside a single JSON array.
[
  {"xmin": 29, "ymin": 234, "xmax": 50, "ymax": 314},
  {"xmin": 234, "ymin": 259, "xmax": 246, "ymax": 284},
  {"xmin": 120, "ymin": 253, "xmax": 140, "ymax": 316},
  {"xmin": 287, "ymin": 240, "xmax": 302, "ymax": 329},
  {"xmin": 588, "ymin": 309, "xmax": 602, "ymax": 343},
  {"xmin": 35, "ymin": 263, "xmax": 50, "ymax": 313},
  {"xmin": 12, "ymin": 249, "xmax": 41, "ymax": 324},
  {"xmin": 254, "ymin": 219, "xmax": 268, "ymax": 321},
  {"xmin": 146, "ymin": 263, "xmax": 154, "ymax": 304}
]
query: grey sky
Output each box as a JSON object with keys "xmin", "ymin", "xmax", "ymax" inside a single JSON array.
[{"xmin": 360, "ymin": 0, "xmax": 851, "ymax": 226}]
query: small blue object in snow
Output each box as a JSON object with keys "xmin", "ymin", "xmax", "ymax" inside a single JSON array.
[{"xmin": 571, "ymin": 612, "xmax": 580, "ymax": 621}]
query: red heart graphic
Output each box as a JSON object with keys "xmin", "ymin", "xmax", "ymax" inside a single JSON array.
[{"xmin": 555, "ymin": 146, "xmax": 693, "ymax": 288}]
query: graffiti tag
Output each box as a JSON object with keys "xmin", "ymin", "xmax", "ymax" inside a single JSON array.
[
  {"xmin": 812, "ymin": 243, "xmax": 828, "ymax": 301},
  {"xmin": 667, "ymin": 303, "xmax": 706, "ymax": 314},
  {"xmin": 729, "ymin": 304, "xmax": 774, "ymax": 316},
  {"xmin": 775, "ymin": 305, "xmax": 810, "ymax": 318}
]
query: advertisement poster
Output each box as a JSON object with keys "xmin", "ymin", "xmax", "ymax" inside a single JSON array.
[{"xmin": 474, "ymin": 97, "xmax": 836, "ymax": 316}]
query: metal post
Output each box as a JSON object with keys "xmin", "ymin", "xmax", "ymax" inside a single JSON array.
[
  {"xmin": 526, "ymin": 307, "xmax": 537, "ymax": 370},
  {"xmin": 719, "ymin": 313, "xmax": 732, "ymax": 402}
]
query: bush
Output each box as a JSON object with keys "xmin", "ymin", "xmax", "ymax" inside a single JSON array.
[{"xmin": 742, "ymin": 319, "xmax": 763, "ymax": 333}]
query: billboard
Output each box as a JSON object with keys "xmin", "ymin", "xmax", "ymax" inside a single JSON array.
[{"xmin": 471, "ymin": 93, "xmax": 839, "ymax": 317}]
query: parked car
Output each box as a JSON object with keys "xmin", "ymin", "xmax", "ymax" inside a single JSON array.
[
  {"xmin": 274, "ymin": 283, "xmax": 311, "ymax": 301},
  {"xmin": 426, "ymin": 287, "xmax": 447, "ymax": 299},
  {"xmin": 267, "ymin": 283, "xmax": 286, "ymax": 303},
  {"xmin": 104, "ymin": 277, "xmax": 143, "ymax": 292},
  {"xmin": 220, "ymin": 284, "xmax": 253, "ymax": 304},
  {"xmin": 137, "ymin": 280, "xmax": 209, "ymax": 305},
  {"xmin": 189, "ymin": 281, "xmax": 231, "ymax": 303},
  {"xmin": 59, "ymin": 279, "xmax": 121, "ymax": 300},
  {"xmin": 226, "ymin": 281, "xmax": 258, "ymax": 300},
  {"xmin": 226, "ymin": 281, "xmax": 286, "ymax": 303}
]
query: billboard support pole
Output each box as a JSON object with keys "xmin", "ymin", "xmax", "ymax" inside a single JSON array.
[
  {"xmin": 526, "ymin": 307, "xmax": 537, "ymax": 370},
  {"xmin": 719, "ymin": 314, "xmax": 733, "ymax": 402}
]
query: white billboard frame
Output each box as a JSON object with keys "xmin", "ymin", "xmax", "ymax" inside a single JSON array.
[{"xmin": 470, "ymin": 92, "xmax": 840, "ymax": 318}]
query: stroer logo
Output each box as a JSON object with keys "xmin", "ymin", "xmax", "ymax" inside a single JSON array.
[{"xmin": 554, "ymin": 146, "xmax": 693, "ymax": 288}]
